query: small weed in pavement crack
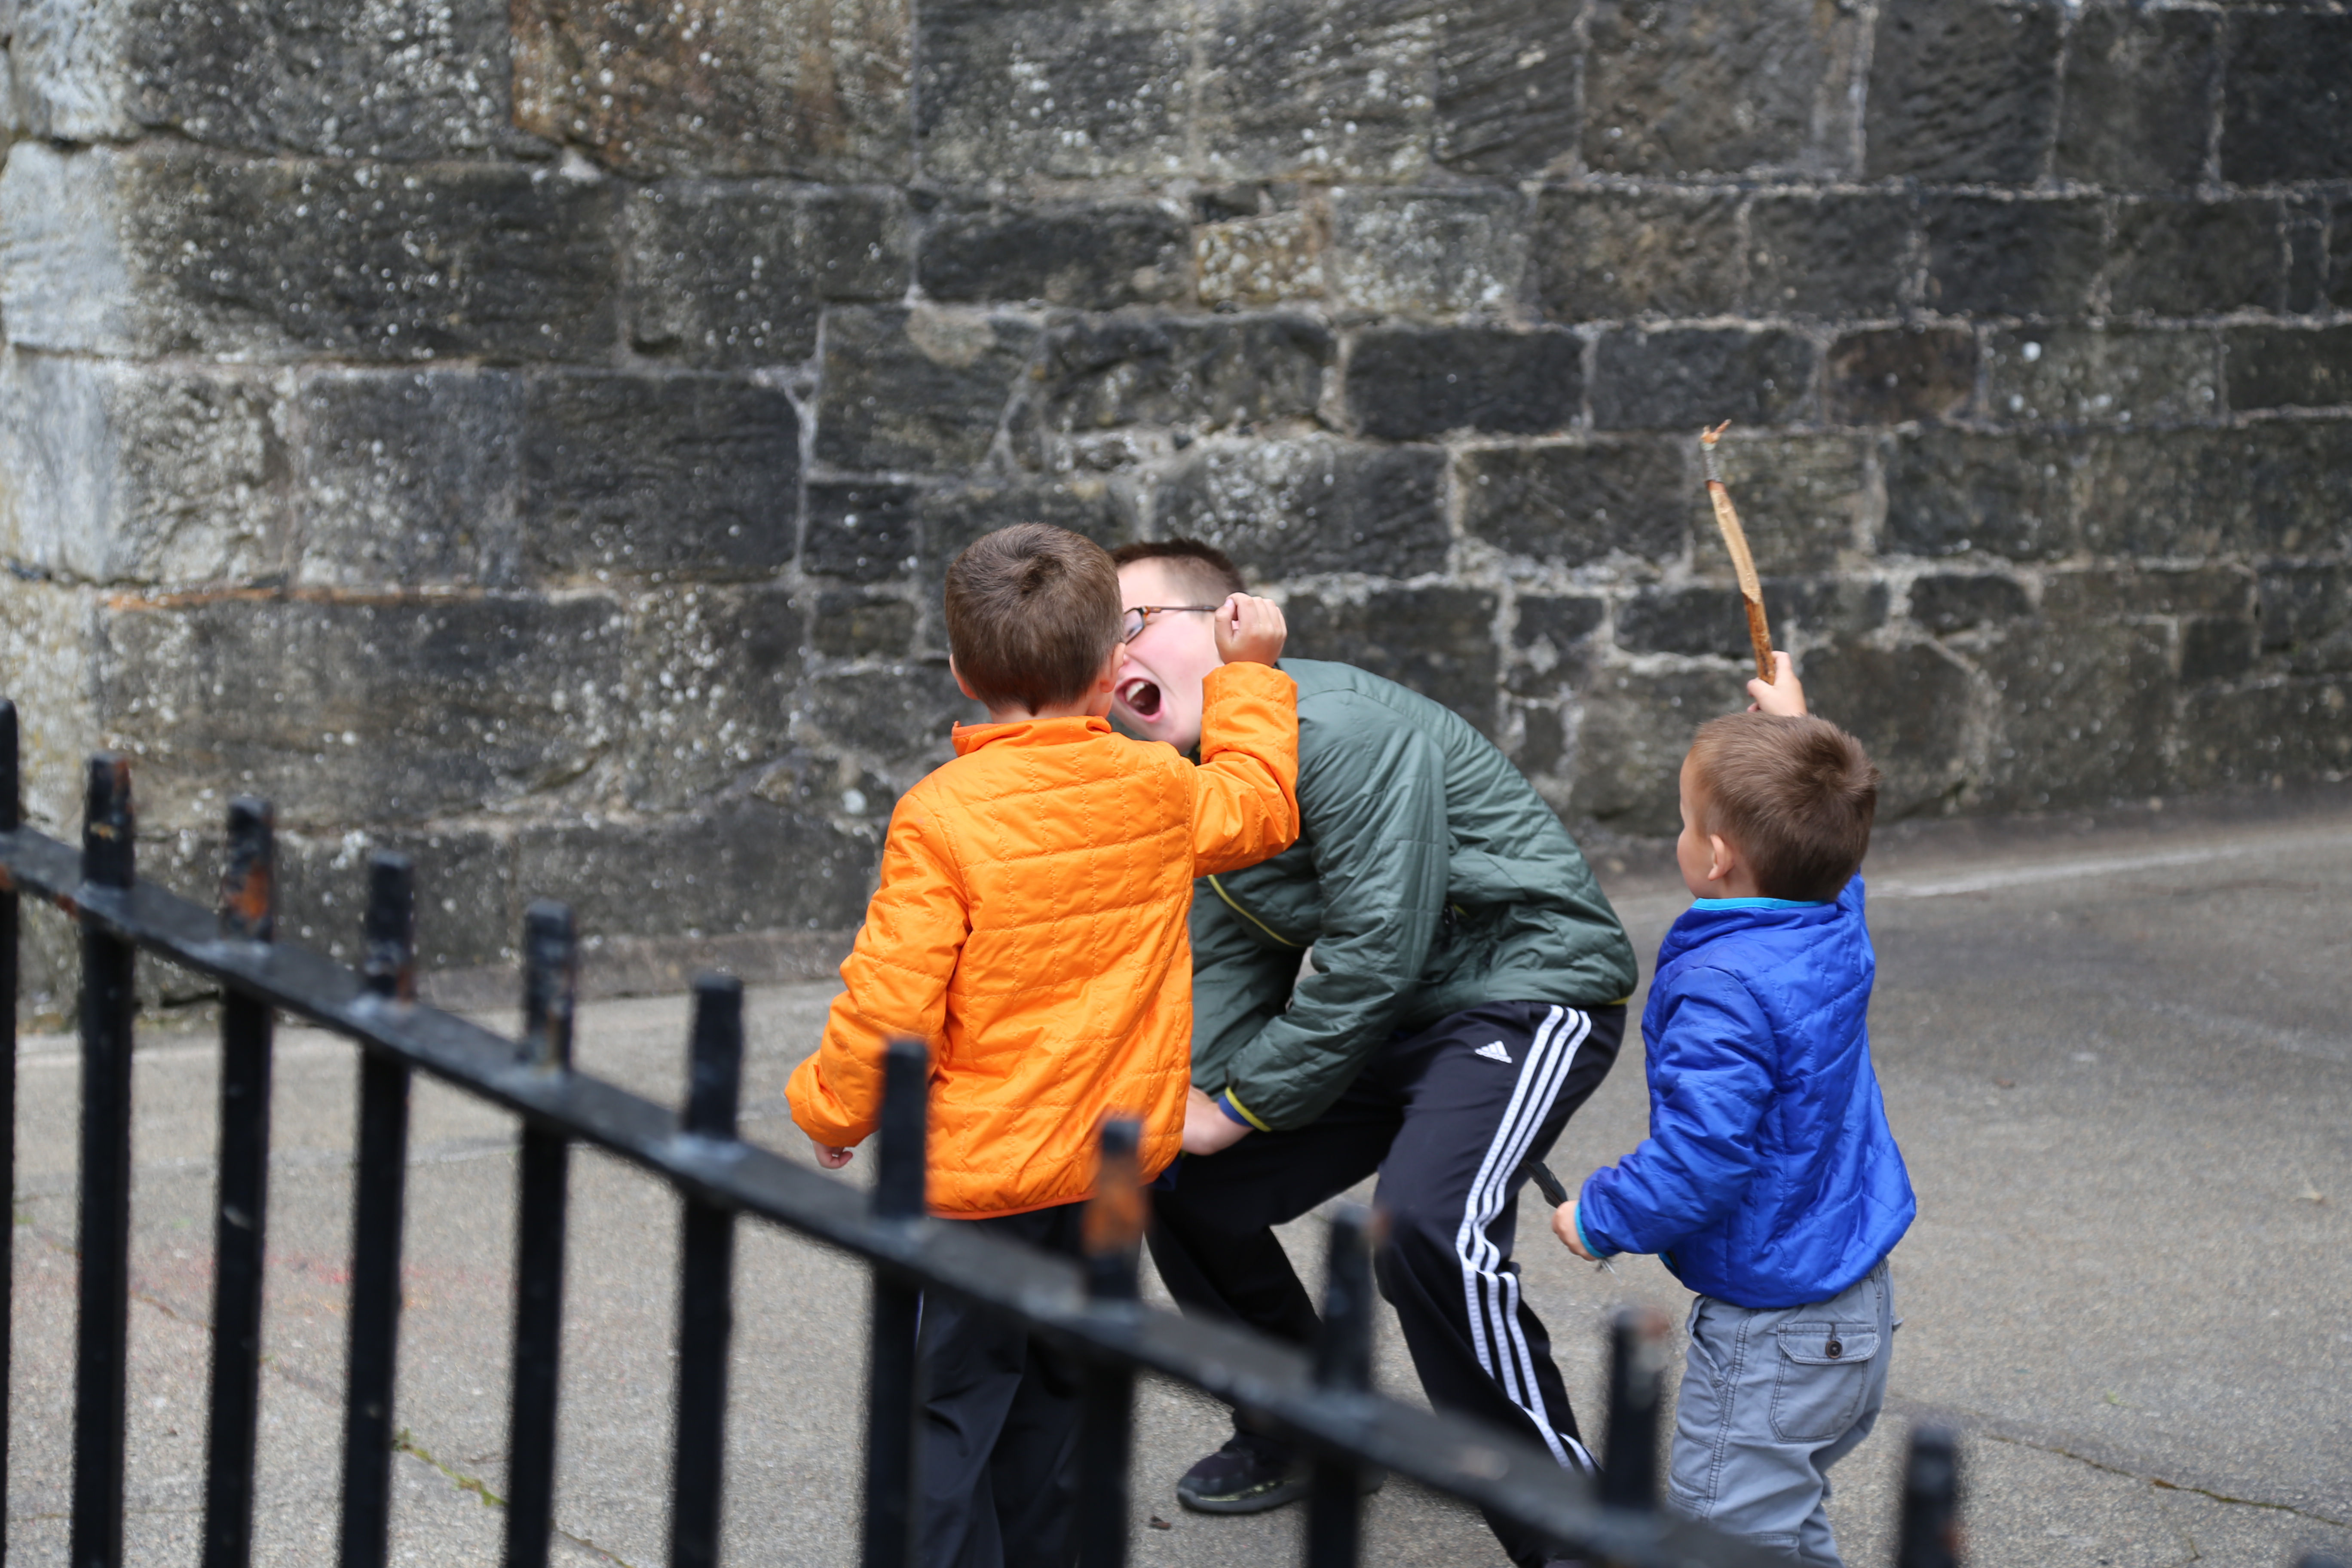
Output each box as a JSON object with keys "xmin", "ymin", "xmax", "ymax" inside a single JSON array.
[
  {"xmin": 389, "ymin": 1430, "xmax": 637, "ymax": 1565},
  {"xmin": 392, "ymin": 1429, "xmax": 505, "ymax": 1509}
]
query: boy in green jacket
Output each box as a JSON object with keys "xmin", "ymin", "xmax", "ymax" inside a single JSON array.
[{"xmin": 1113, "ymin": 540, "xmax": 1638, "ymax": 1568}]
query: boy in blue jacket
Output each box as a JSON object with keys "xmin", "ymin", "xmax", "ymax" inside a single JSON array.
[{"xmin": 1555, "ymin": 661, "xmax": 1914, "ymax": 1567}]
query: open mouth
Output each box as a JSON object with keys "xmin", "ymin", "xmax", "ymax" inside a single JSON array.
[{"xmin": 1117, "ymin": 677, "xmax": 1163, "ymax": 719}]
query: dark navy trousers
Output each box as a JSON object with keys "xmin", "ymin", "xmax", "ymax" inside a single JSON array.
[
  {"xmin": 917, "ymin": 1203, "xmax": 1087, "ymax": 1568},
  {"xmin": 1147, "ymin": 1000, "xmax": 1626, "ymax": 1566}
]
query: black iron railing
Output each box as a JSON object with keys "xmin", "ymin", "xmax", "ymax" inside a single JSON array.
[{"xmin": 0, "ymin": 696, "xmax": 1970, "ymax": 1568}]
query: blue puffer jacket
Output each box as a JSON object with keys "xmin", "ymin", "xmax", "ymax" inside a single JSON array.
[{"xmin": 1577, "ymin": 879, "xmax": 1914, "ymax": 1309}]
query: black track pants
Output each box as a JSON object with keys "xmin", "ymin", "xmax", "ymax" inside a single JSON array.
[
  {"xmin": 917, "ymin": 1203, "xmax": 1087, "ymax": 1568},
  {"xmin": 1147, "ymin": 1001, "xmax": 1626, "ymax": 1566}
]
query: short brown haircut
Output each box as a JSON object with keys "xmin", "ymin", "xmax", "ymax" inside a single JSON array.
[
  {"xmin": 1110, "ymin": 538, "xmax": 1245, "ymax": 602},
  {"xmin": 1686, "ymin": 714, "xmax": 1883, "ymax": 902},
  {"xmin": 944, "ymin": 524, "xmax": 1122, "ymax": 713}
]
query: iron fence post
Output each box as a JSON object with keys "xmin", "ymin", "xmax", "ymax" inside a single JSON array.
[
  {"xmin": 861, "ymin": 1039, "xmax": 928, "ymax": 1568},
  {"xmin": 339, "ymin": 854, "xmax": 416, "ymax": 1568},
  {"xmin": 1896, "ymin": 1425, "xmax": 1960, "ymax": 1568},
  {"xmin": 70, "ymin": 754, "xmax": 137, "ymax": 1568},
  {"xmin": 1601, "ymin": 1305, "xmax": 1669, "ymax": 1514},
  {"xmin": 0, "ymin": 701, "xmax": 17, "ymax": 1568},
  {"xmin": 201, "ymin": 798, "xmax": 278, "ymax": 1568},
  {"xmin": 1075, "ymin": 1118, "xmax": 1145, "ymax": 1568},
  {"xmin": 505, "ymin": 901, "xmax": 578, "ymax": 1568},
  {"xmin": 1306, "ymin": 1205, "xmax": 1375, "ymax": 1568},
  {"xmin": 670, "ymin": 974, "xmax": 743, "ymax": 1568}
]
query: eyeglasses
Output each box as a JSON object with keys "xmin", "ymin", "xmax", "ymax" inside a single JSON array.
[{"xmin": 1121, "ymin": 604, "xmax": 1220, "ymax": 643}]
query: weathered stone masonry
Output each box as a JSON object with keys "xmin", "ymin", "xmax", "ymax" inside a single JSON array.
[{"xmin": 0, "ymin": 0, "xmax": 2347, "ymax": 997}]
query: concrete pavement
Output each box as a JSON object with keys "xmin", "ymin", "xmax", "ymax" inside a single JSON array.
[{"xmin": 7, "ymin": 796, "xmax": 2351, "ymax": 1565}]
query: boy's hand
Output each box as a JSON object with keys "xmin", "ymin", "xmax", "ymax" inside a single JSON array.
[
  {"xmin": 810, "ymin": 1138, "xmax": 855, "ymax": 1170},
  {"xmin": 1746, "ymin": 650, "xmax": 1807, "ymax": 717},
  {"xmin": 1213, "ymin": 593, "xmax": 1287, "ymax": 666},
  {"xmin": 1553, "ymin": 1199, "xmax": 1596, "ymax": 1260},
  {"xmin": 1182, "ymin": 1084, "xmax": 1252, "ymax": 1155}
]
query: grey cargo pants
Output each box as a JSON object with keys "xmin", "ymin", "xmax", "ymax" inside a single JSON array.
[{"xmin": 1667, "ymin": 1259, "xmax": 1895, "ymax": 1568}]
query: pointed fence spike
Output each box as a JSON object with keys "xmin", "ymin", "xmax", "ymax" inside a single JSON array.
[
  {"xmin": 861, "ymin": 1038, "xmax": 928, "ymax": 1568},
  {"xmin": 1305, "ymin": 1204, "xmax": 1377, "ymax": 1568},
  {"xmin": 684, "ymin": 972, "xmax": 744, "ymax": 1138},
  {"xmin": 1075, "ymin": 1115, "xmax": 1147, "ymax": 1568},
  {"xmin": 361, "ymin": 853, "xmax": 415, "ymax": 1003},
  {"xmin": 1314, "ymin": 1205, "xmax": 1375, "ymax": 1393},
  {"xmin": 71, "ymin": 751, "xmax": 138, "ymax": 1568},
  {"xmin": 1082, "ymin": 1116, "xmax": 1145, "ymax": 1303},
  {"xmin": 202, "ymin": 796, "xmax": 276, "ymax": 1568},
  {"xmin": 873, "ymin": 1038, "xmax": 929, "ymax": 1223},
  {"xmin": 1896, "ymin": 1425, "xmax": 1961, "ymax": 1568},
  {"xmin": 1601, "ymin": 1304, "xmax": 1670, "ymax": 1511},
  {"xmin": 670, "ymin": 974, "xmax": 744, "ymax": 1568},
  {"xmin": 506, "ymin": 900, "xmax": 579, "ymax": 1568},
  {"xmin": 0, "ymin": 699, "xmax": 15, "ymax": 1568},
  {"xmin": 1, "ymin": 697, "xmax": 19, "ymax": 832},
  {"xmin": 83, "ymin": 753, "xmax": 135, "ymax": 889},
  {"xmin": 520, "ymin": 900, "xmax": 577, "ymax": 1069},
  {"xmin": 219, "ymin": 798, "xmax": 275, "ymax": 943}
]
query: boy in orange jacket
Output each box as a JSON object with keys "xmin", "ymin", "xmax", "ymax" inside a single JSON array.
[{"xmin": 787, "ymin": 522, "xmax": 1299, "ymax": 1568}]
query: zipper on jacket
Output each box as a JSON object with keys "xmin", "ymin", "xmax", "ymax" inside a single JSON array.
[{"xmin": 1206, "ymin": 874, "xmax": 1303, "ymax": 949}]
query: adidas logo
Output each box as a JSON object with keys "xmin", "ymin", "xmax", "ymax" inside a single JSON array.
[{"xmin": 1473, "ymin": 1041, "xmax": 1513, "ymax": 1064}]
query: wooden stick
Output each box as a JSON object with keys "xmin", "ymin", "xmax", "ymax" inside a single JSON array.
[{"xmin": 1699, "ymin": 422, "xmax": 1774, "ymax": 683}]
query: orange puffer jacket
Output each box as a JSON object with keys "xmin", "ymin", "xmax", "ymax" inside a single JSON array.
[{"xmin": 787, "ymin": 661, "xmax": 1299, "ymax": 1218}]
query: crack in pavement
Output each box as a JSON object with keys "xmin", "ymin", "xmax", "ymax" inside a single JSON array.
[
  {"xmin": 25, "ymin": 1221, "xmax": 214, "ymax": 1335},
  {"xmin": 1889, "ymin": 1395, "xmax": 2352, "ymax": 1533},
  {"xmin": 1977, "ymin": 1435, "xmax": 2297, "ymax": 1568},
  {"xmin": 390, "ymin": 1430, "xmax": 635, "ymax": 1568}
]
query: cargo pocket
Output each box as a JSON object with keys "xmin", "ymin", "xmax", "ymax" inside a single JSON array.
[{"xmin": 1768, "ymin": 1322, "xmax": 1880, "ymax": 1442}]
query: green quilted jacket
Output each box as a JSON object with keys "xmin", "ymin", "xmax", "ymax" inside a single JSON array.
[{"xmin": 1190, "ymin": 659, "xmax": 1638, "ymax": 1131}]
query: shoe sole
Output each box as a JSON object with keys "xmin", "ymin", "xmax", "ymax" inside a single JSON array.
[
  {"xmin": 1175, "ymin": 1468, "xmax": 1386, "ymax": 1515},
  {"xmin": 1176, "ymin": 1476, "xmax": 1311, "ymax": 1515}
]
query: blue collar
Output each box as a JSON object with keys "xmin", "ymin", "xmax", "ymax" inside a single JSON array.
[{"xmin": 1657, "ymin": 881, "xmax": 1861, "ymax": 971}]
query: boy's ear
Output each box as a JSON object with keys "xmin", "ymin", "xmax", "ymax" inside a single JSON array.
[
  {"xmin": 1705, "ymin": 832, "xmax": 1737, "ymax": 885},
  {"xmin": 949, "ymin": 656, "xmax": 979, "ymax": 703}
]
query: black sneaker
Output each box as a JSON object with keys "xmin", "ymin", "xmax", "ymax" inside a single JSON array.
[
  {"xmin": 1174, "ymin": 1436, "xmax": 1386, "ymax": 1513},
  {"xmin": 1176, "ymin": 1434, "xmax": 1310, "ymax": 1514}
]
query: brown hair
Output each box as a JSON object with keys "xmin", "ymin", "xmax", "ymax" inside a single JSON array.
[
  {"xmin": 944, "ymin": 524, "xmax": 1122, "ymax": 713},
  {"xmin": 1110, "ymin": 538, "xmax": 1246, "ymax": 602},
  {"xmin": 1686, "ymin": 714, "xmax": 1883, "ymax": 902}
]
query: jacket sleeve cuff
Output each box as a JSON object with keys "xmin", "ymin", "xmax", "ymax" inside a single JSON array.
[
  {"xmin": 786, "ymin": 1056, "xmax": 873, "ymax": 1148},
  {"xmin": 1204, "ymin": 659, "xmax": 1295, "ymax": 694},
  {"xmin": 1574, "ymin": 1176, "xmax": 1622, "ymax": 1259},
  {"xmin": 1216, "ymin": 1088, "xmax": 1271, "ymax": 1132}
]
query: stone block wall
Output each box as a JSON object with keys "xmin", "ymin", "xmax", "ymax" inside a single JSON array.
[{"xmin": 0, "ymin": 0, "xmax": 2348, "ymax": 992}]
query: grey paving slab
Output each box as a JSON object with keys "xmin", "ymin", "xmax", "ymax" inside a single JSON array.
[{"xmin": 8, "ymin": 799, "xmax": 2352, "ymax": 1565}]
